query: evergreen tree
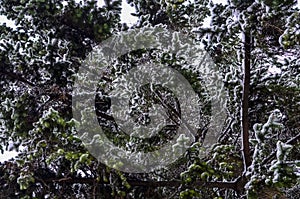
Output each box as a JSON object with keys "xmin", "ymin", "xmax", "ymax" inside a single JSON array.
[{"xmin": 0, "ymin": 0, "xmax": 299, "ymax": 198}]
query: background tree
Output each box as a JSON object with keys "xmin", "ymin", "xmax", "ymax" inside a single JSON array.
[{"xmin": 0, "ymin": 0, "xmax": 122, "ymax": 198}]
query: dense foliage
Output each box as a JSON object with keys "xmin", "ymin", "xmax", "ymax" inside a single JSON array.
[{"xmin": 0, "ymin": 0, "xmax": 299, "ymax": 198}]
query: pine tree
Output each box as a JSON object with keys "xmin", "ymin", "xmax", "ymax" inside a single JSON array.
[{"xmin": 0, "ymin": 0, "xmax": 299, "ymax": 198}]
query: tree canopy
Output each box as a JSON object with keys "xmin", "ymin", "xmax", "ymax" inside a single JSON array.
[{"xmin": 0, "ymin": 0, "xmax": 299, "ymax": 198}]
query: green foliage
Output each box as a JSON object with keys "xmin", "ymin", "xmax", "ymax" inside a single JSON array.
[{"xmin": 246, "ymin": 111, "xmax": 298, "ymax": 198}]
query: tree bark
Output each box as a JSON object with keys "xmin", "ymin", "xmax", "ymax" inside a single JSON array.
[{"xmin": 241, "ymin": 32, "xmax": 251, "ymax": 171}]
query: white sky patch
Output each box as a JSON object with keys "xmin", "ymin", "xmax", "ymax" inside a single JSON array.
[
  {"xmin": 0, "ymin": 150, "xmax": 19, "ymax": 162},
  {"xmin": 97, "ymin": 0, "xmax": 137, "ymax": 24},
  {"xmin": 201, "ymin": 0, "xmax": 228, "ymax": 28},
  {"xmin": 0, "ymin": 140, "xmax": 25, "ymax": 162},
  {"xmin": 213, "ymin": 0, "xmax": 227, "ymax": 5},
  {"xmin": 0, "ymin": 141, "xmax": 17, "ymax": 162},
  {"xmin": 0, "ymin": 15, "xmax": 16, "ymax": 29},
  {"xmin": 268, "ymin": 66, "xmax": 282, "ymax": 75},
  {"xmin": 62, "ymin": 1, "xmax": 68, "ymax": 7},
  {"xmin": 120, "ymin": 0, "xmax": 138, "ymax": 25},
  {"xmin": 202, "ymin": 16, "xmax": 212, "ymax": 28}
]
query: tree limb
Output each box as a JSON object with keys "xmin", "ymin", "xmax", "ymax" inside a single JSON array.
[
  {"xmin": 262, "ymin": 129, "xmax": 300, "ymax": 165},
  {"xmin": 37, "ymin": 177, "xmax": 238, "ymax": 190},
  {"xmin": 0, "ymin": 69, "xmax": 35, "ymax": 87}
]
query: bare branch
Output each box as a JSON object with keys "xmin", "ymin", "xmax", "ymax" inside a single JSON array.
[
  {"xmin": 37, "ymin": 177, "xmax": 238, "ymax": 190},
  {"xmin": 0, "ymin": 69, "xmax": 35, "ymax": 87}
]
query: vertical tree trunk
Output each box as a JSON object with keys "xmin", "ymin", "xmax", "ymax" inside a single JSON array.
[{"xmin": 241, "ymin": 31, "xmax": 251, "ymax": 171}]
